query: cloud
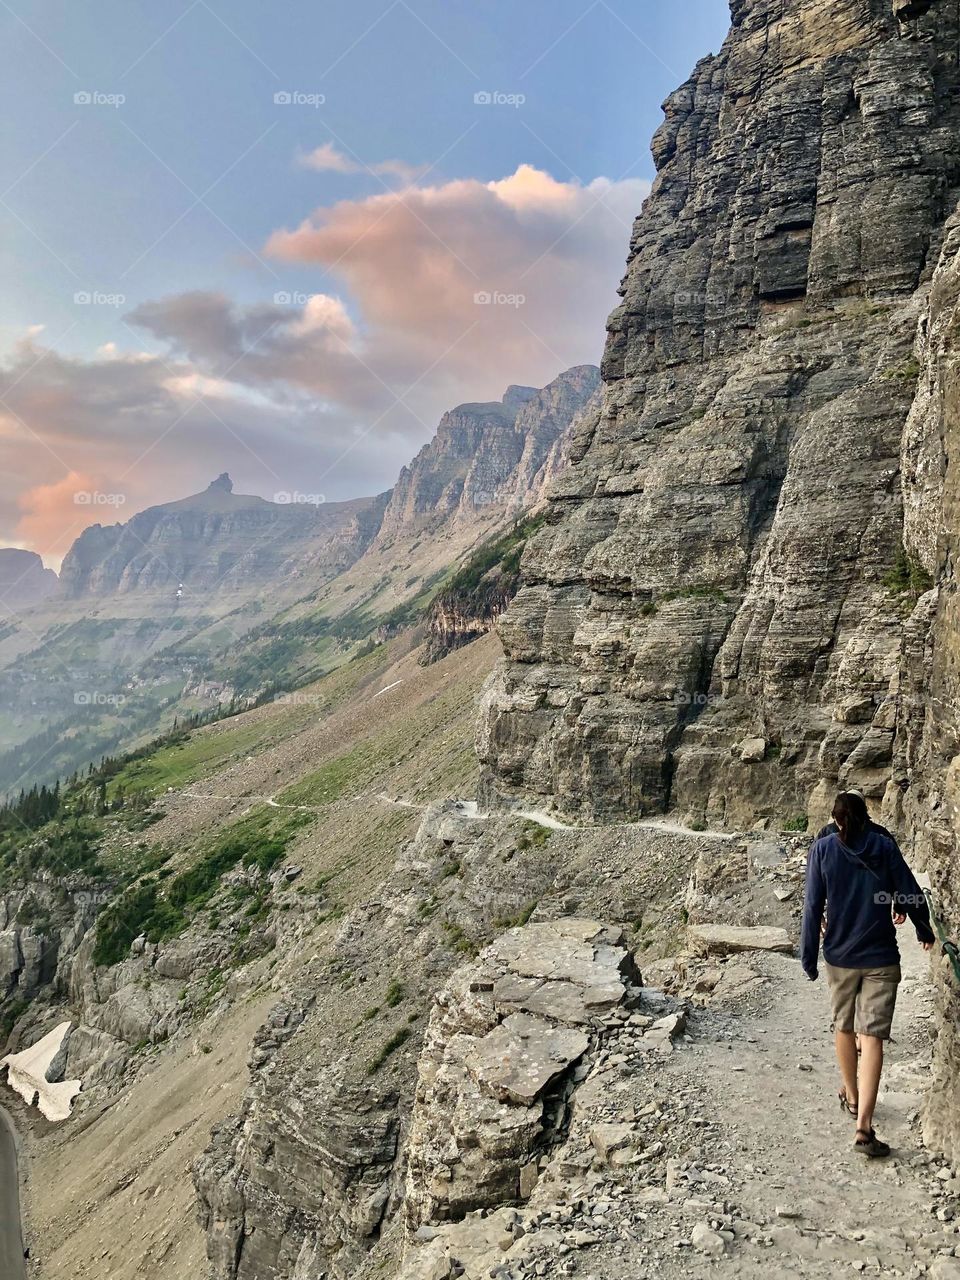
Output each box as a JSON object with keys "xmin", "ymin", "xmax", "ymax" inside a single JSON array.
[
  {"xmin": 266, "ymin": 164, "xmax": 648, "ymax": 391},
  {"xmin": 16, "ymin": 471, "xmax": 103, "ymax": 558},
  {"xmin": 0, "ymin": 335, "xmax": 410, "ymax": 562},
  {"xmin": 143, "ymin": 164, "xmax": 648, "ymax": 414},
  {"xmin": 2, "ymin": 164, "xmax": 649, "ymax": 558},
  {"xmin": 299, "ymin": 142, "xmax": 425, "ymax": 184}
]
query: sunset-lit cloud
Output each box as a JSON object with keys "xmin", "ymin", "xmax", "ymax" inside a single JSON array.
[
  {"xmin": 1, "ymin": 165, "xmax": 650, "ymax": 560},
  {"xmin": 299, "ymin": 142, "xmax": 425, "ymax": 184},
  {"xmin": 16, "ymin": 471, "xmax": 105, "ymax": 561}
]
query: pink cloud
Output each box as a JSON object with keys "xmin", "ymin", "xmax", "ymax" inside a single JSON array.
[
  {"xmin": 16, "ymin": 471, "xmax": 105, "ymax": 563},
  {"xmin": 299, "ymin": 142, "xmax": 425, "ymax": 184},
  {"xmin": 1, "ymin": 165, "xmax": 649, "ymax": 555},
  {"xmin": 266, "ymin": 164, "xmax": 649, "ymax": 393}
]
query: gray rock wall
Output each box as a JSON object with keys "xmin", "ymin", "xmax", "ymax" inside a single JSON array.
[
  {"xmin": 479, "ymin": 0, "xmax": 960, "ymax": 830},
  {"xmin": 375, "ymin": 367, "xmax": 600, "ymax": 542},
  {"xmin": 894, "ymin": 210, "xmax": 960, "ymax": 1164}
]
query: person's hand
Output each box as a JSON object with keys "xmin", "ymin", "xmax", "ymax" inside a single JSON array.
[
  {"xmin": 804, "ymin": 969, "xmax": 819, "ymax": 982},
  {"xmin": 894, "ymin": 912, "xmax": 907, "ymax": 926},
  {"xmin": 922, "ymin": 941, "xmax": 935, "ymax": 952}
]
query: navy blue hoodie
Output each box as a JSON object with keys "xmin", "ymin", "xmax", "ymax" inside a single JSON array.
[{"xmin": 801, "ymin": 829, "xmax": 935, "ymax": 978}]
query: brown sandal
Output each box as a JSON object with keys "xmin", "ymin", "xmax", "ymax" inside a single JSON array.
[
  {"xmin": 838, "ymin": 1089, "xmax": 858, "ymax": 1117},
  {"xmin": 855, "ymin": 1128, "xmax": 891, "ymax": 1158}
]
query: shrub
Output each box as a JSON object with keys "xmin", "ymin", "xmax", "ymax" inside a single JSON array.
[
  {"xmin": 882, "ymin": 358, "xmax": 921, "ymax": 382},
  {"xmin": 782, "ymin": 814, "xmax": 809, "ymax": 833},
  {"xmin": 516, "ymin": 822, "xmax": 552, "ymax": 852},
  {"xmin": 93, "ymin": 881, "xmax": 168, "ymax": 966},
  {"xmin": 884, "ymin": 547, "xmax": 933, "ymax": 599},
  {"xmin": 367, "ymin": 1026, "xmax": 412, "ymax": 1074},
  {"xmin": 93, "ymin": 806, "xmax": 307, "ymax": 965}
]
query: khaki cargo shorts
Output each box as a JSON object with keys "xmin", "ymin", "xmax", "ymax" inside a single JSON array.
[{"xmin": 823, "ymin": 962, "xmax": 902, "ymax": 1040}]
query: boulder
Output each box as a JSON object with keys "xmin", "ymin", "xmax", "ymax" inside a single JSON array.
[
  {"xmin": 688, "ymin": 924, "xmax": 793, "ymax": 957},
  {"xmin": 404, "ymin": 919, "xmax": 638, "ymax": 1227},
  {"xmin": 739, "ymin": 738, "xmax": 767, "ymax": 764}
]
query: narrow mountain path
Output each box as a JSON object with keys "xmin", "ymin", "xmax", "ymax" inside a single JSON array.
[
  {"xmin": 179, "ymin": 788, "xmax": 427, "ymax": 814},
  {"xmin": 646, "ymin": 939, "xmax": 956, "ymax": 1277}
]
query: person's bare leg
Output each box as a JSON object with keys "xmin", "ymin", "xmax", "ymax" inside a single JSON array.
[
  {"xmin": 857, "ymin": 1034, "xmax": 884, "ymax": 1134},
  {"xmin": 835, "ymin": 1029, "xmax": 859, "ymax": 1110}
]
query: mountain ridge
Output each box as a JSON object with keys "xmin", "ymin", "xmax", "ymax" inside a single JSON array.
[{"xmin": 0, "ymin": 549, "xmax": 58, "ymax": 611}]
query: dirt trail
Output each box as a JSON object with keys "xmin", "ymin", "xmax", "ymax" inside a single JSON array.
[{"xmin": 650, "ymin": 937, "xmax": 955, "ymax": 1277}]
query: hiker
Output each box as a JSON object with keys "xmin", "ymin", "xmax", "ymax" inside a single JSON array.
[
  {"xmin": 813, "ymin": 787, "xmax": 893, "ymax": 842},
  {"xmin": 815, "ymin": 790, "xmax": 905, "ymax": 932},
  {"xmin": 801, "ymin": 791, "xmax": 936, "ymax": 1158}
]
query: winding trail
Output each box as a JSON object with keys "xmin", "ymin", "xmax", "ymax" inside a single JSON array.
[
  {"xmin": 652, "ymin": 933, "xmax": 947, "ymax": 1276},
  {"xmin": 0, "ymin": 1106, "xmax": 26, "ymax": 1280}
]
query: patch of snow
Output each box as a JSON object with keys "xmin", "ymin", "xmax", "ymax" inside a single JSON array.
[
  {"xmin": 1, "ymin": 1022, "xmax": 81, "ymax": 1122},
  {"xmin": 373, "ymin": 680, "xmax": 404, "ymax": 698}
]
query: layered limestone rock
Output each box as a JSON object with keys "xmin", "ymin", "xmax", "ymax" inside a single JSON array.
[
  {"xmin": 192, "ymin": 802, "xmax": 568, "ymax": 1280},
  {"xmin": 479, "ymin": 0, "xmax": 960, "ymax": 830},
  {"xmin": 404, "ymin": 919, "xmax": 639, "ymax": 1228},
  {"xmin": 420, "ymin": 389, "xmax": 605, "ymax": 666},
  {"xmin": 58, "ymin": 474, "xmax": 383, "ymax": 598},
  {"xmin": 375, "ymin": 368, "xmax": 599, "ymax": 543},
  {"xmin": 194, "ymin": 1002, "xmax": 403, "ymax": 1280},
  {"xmin": 0, "ymin": 548, "xmax": 57, "ymax": 610},
  {"xmin": 893, "ymin": 209, "xmax": 960, "ymax": 1164},
  {"xmin": 0, "ymin": 880, "xmax": 103, "ymax": 1007},
  {"xmin": 422, "ymin": 587, "xmax": 515, "ymax": 665}
]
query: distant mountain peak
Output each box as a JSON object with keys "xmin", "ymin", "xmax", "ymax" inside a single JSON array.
[
  {"xmin": 0, "ymin": 547, "xmax": 58, "ymax": 608},
  {"xmin": 207, "ymin": 473, "xmax": 234, "ymax": 494},
  {"xmin": 375, "ymin": 364, "xmax": 600, "ymax": 538},
  {"xmin": 501, "ymin": 385, "xmax": 539, "ymax": 411}
]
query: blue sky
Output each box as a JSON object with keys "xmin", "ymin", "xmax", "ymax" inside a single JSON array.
[{"xmin": 0, "ymin": 0, "xmax": 730, "ymax": 559}]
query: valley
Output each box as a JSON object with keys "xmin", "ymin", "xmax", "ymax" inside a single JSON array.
[{"xmin": 0, "ymin": 368, "xmax": 597, "ymax": 795}]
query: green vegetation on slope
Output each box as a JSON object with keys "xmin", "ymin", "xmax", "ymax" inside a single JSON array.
[
  {"xmin": 92, "ymin": 805, "xmax": 310, "ymax": 965},
  {"xmin": 884, "ymin": 546, "xmax": 934, "ymax": 600},
  {"xmin": 422, "ymin": 512, "xmax": 548, "ymax": 662},
  {"xmin": 214, "ymin": 572, "xmax": 447, "ymax": 696},
  {"xmin": 440, "ymin": 512, "xmax": 547, "ymax": 602}
]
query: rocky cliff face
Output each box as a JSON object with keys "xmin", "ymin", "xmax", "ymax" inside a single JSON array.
[
  {"xmin": 479, "ymin": 0, "xmax": 960, "ymax": 831},
  {"xmin": 375, "ymin": 367, "xmax": 599, "ymax": 543},
  {"xmin": 894, "ymin": 207, "xmax": 960, "ymax": 1164},
  {"xmin": 0, "ymin": 549, "xmax": 58, "ymax": 610},
  {"xmin": 58, "ymin": 474, "xmax": 383, "ymax": 599}
]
